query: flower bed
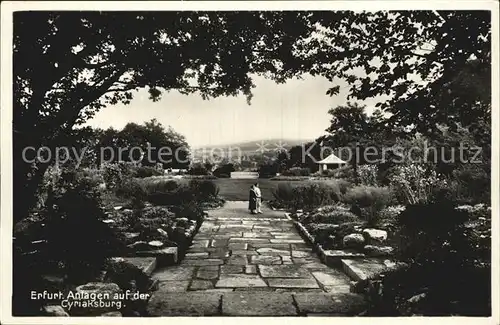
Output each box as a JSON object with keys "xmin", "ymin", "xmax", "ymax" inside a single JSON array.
[
  {"xmin": 289, "ymin": 205, "xmax": 398, "ymax": 273},
  {"xmin": 290, "ymin": 202, "xmax": 491, "ymax": 316}
]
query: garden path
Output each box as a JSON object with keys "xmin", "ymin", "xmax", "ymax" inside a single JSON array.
[{"xmin": 147, "ymin": 201, "xmax": 366, "ymax": 316}]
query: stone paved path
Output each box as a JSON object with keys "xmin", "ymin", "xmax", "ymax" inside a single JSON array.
[{"xmin": 147, "ymin": 201, "xmax": 366, "ymax": 316}]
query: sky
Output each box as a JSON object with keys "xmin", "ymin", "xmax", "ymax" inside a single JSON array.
[{"xmin": 85, "ymin": 74, "xmax": 384, "ymax": 148}]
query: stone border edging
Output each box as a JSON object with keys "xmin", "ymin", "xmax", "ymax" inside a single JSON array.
[{"xmin": 286, "ymin": 213, "xmax": 367, "ymax": 268}]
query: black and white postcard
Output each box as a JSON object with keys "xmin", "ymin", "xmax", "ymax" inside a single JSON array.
[{"xmin": 1, "ymin": 1, "xmax": 498, "ymax": 323}]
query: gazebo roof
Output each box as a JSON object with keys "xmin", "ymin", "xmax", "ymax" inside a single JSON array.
[{"xmin": 317, "ymin": 153, "xmax": 347, "ymax": 164}]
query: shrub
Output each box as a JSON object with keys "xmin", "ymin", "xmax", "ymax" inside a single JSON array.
[
  {"xmin": 321, "ymin": 165, "xmax": 355, "ymax": 179},
  {"xmin": 396, "ymin": 202, "xmax": 480, "ymax": 267},
  {"xmin": 102, "ymin": 163, "xmax": 123, "ymax": 188},
  {"xmin": 357, "ymin": 164, "xmax": 379, "ymax": 186},
  {"xmin": 188, "ymin": 179, "xmax": 220, "ymax": 202},
  {"xmin": 376, "ymin": 205, "xmax": 406, "ymax": 230},
  {"xmin": 387, "ymin": 165, "xmax": 448, "ymax": 205},
  {"xmin": 115, "ymin": 179, "xmax": 146, "ymax": 203},
  {"xmin": 187, "ymin": 163, "xmax": 209, "ymax": 176},
  {"xmin": 282, "ymin": 167, "xmax": 311, "ymax": 177},
  {"xmin": 272, "ymin": 180, "xmax": 352, "ymax": 211},
  {"xmin": 140, "ymin": 178, "xmax": 187, "ymax": 206},
  {"xmin": 41, "ymin": 173, "xmax": 127, "ymax": 283},
  {"xmin": 366, "ymin": 201, "xmax": 492, "ymax": 316},
  {"xmin": 306, "ymin": 221, "xmax": 364, "ymax": 250},
  {"xmin": 272, "ymin": 182, "xmax": 295, "ymax": 206},
  {"xmin": 118, "ymin": 161, "xmax": 139, "ymax": 178},
  {"xmin": 258, "ymin": 162, "xmax": 278, "ymax": 178},
  {"xmin": 301, "ymin": 208, "xmax": 360, "ymax": 225},
  {"xmin": 213, "ymin": 163, "xmax": 235, "ymax": 178},
  {"xmin": 104, "ymin": 258, "xmax": 153, "ymax": 293},
  {"xmin": 135, "ymin": 166, "xmax": 164, "ymax": 178},
  {"xmin": 127, "ymin": 206, "xmax": 175, "ymax": 234},
  {"xmin": 447, "ymin": 164, "xmax": 490, "ymax": 204},
  {"xmin": 77, "ymin": 168, "xmax": 104, "ymax": 187},
  {"xmin": 290, "ymin": 183, "xmax": 341, "ymax": 211},
  {"xmin": 343, "ymin": 185, "xmax": 393, "ymax": 225},
  {"xmin": 175, "ymin": 200, "xmax": 206, "ymax": 222}
]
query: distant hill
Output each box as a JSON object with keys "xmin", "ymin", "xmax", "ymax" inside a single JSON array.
[{"xmin": 191, "ymin": 138, "xmax": 312, "ymax": 160}]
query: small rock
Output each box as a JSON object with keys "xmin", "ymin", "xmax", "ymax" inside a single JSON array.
[
  {"xmin": 128, "ymin": 241, "xmax": 150, "ymax": 250},
  {"xmin": 407, "ymin": 293, "xmax": 427, "ymax": 304},
  {"xmin": 363, "ymin": 245, "xmax": 394, "ymax": 257},
  {"xmin": 113, "ymin": 206, "xmax": 123, "ymax": 211},
  {"xmin": 157, "ymin": 228, "xmax": 169, "ymax": 238},
  {"xmin": 342, "ymin": 233, "xmax": 365, "ymax": 248},
  {"xmin": 102, "ymin": 219, "xmax": 115, "ymax": 224},
  {"xmin": 362, "ymin": 229, "xmax": 388, "ymax": 243},
  {"xmin": 41, "ymin": 305, "xmax": 69, "ymax": 316},
  {"xmin": 148, "ymin": 240, "xmax": 164, "ymax": 248},
  {"xmin": 123, "ymin": 232, "xmax": 140, "ymax": 240}
]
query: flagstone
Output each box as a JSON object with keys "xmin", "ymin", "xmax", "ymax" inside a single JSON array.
[
  {"xmin": 259, "ymin": 264, "xmax": 311, "ymax": 278},
  {"xmin": 267, "ymin": 278, "xmax": 320, "ymax": 289},
  {"xmin": 215, "ymin": 274, "xmax": 268, "ymax": 288},
  {"xmin": 250, "ymin": 255, "xmax": 282, "ymax": 265},
  {"xmin": 222, "ymin": 293, "xmax": 296, "ymax": 316}
]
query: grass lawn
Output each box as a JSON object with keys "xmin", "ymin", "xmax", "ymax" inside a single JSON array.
[
  {"xmin": 213, "ymin": 178, "xmax": 338, "ymax": 201},
  {"xmin": 213, "ymin": 179, "xmax": 276, "ymax": 201}
]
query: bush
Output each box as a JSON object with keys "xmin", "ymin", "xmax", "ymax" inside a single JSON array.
[
  {"xmin": 126, "ymin": 206, "xmax": 175, "ymax": 234},
  {"xmin": 272, "ymin": 182, "xmax": 295, "ymax": 206},
  {"xmin": 104, "ymin": 258, "xmax": 153, "ymax": 293},
  {"xmin": 306, "ymin": 221, "xmax": 364, "ymax": 250},
  {"xmin": 376, "ymin": 205, "xmax": 406, "ymax": 230},
  {"xmin": 102, "ymin": 163, "xmax": 123, "ymax": 188},
  {"xmin": 357, "ymin": 164, "xmax": 379, "ymax": 186},
  {"xmin": 77, "ymin": 168, "xmax": 104, "ymax": 187},
  {"xmin": 115, "ymin": 178, "xmax": 147, "ymax": 205},
  {"xmin": 135, "ymin": 166, "xmax": 164, "ymax": 178},
  {"xmin": 138, "ymin": 177, "xmax": 219, "ymax": 206},
  {"xmin": 140, "ymin": 178, "xmax": 187, "ymax": 206},
  {"xmin": 320, "ymin": 165, "xmax": 355, "ymax": 179},
  {"xmin": 282, "ymin": 167, "xmax": 311, "ymax": 177},
  {"xmin": 387, "ymin": 165, "xmax": 448, "ymax": 205},
  {"xmin": 366, "ymin": 201, "xmax": 491, "ymax": 316},
  {"xmin": 258, "ymin": 162, "xmax": 278, "ymax": 178},
  {"xmin": 41, "ymin": 172, "xmax": 127, "ymax": 283},
  {"xmin": 301, "ymin": 208, "xmax": 360, "ymax": 225},
  {"xmin": 396, "ymin": 202, "xmax": 481, "ymax": 267},
  {"xmin": 447, "ymin": 164, "xmax": 490, "ymax": 204},
  {"xmin": 273, "ymin": 182, "xmax": 342, "ymax": 211},
  {"xmin": 175, "ymin": 200, "xmax": 206, "ymax": 222},
  {"xmin": 188, "ymin": 179, "xmax": 220, "ymax": 202},
  {"xmin": 213, "ymin": 163, "xmax": 235, "ymax": 178},
  {"xmin": 187, "ymin": 163, "xmax": 210, "ymax": 176},
  {"xmin": 343, "ymin": 185, "xmax": 393, "ymax": 226}
]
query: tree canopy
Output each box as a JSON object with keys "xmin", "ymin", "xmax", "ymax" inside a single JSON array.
[{"xmin": 300, "ymin": 11, "xmax": 491, "ymax": 134}]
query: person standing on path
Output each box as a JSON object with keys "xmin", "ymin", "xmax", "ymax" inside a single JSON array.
[
  {"xmin": 248, "ymin": 184, "xmax": 257, "ymax": 214},
  {"xmin": 254, "ymin": 182, "xmax": 263, "ymax": 214}
]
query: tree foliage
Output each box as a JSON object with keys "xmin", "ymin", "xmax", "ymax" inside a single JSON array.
[
  {"xmin": 300, "ymin": 11, "xmax": 491, "ymax": 134},
  {"xmin": 13, "ymin": 11, "xmax": 316, "ymax": 222}
]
